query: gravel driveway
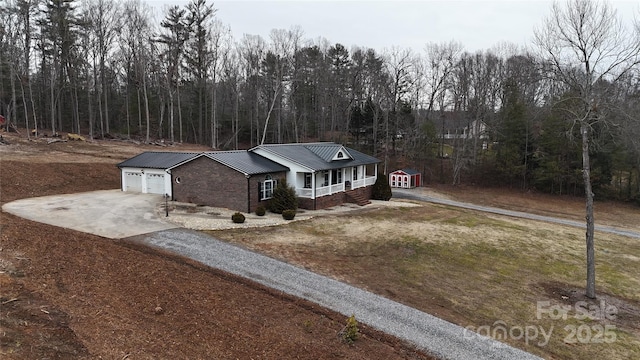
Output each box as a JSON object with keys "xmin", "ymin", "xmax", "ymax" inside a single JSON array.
[
  {"xmin": 392, "ymin": 188, "xmax": 640, "ymax": 239},
  {"xmin": 139, "ymin": 228, "xmax": 542, "ymax": 360}
]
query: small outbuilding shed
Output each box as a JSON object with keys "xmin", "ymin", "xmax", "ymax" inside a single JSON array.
[{"xmin": 389, "ymin": 169, "xmax": 421, "ymax": 188}]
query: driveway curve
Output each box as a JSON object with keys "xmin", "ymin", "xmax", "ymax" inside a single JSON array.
[
  {"xmin": 392, "ymin": 188, "xmax": 640, "ymax": 239},
  {"xmin": 139, "ymin": 228, "xmax": 542, "ymax": 360},
  {"xmin": 4, "ymin": 189, "xmax": 545, "ymax": 359},
  {"xmin": 2, "ymin": 189, "xmax": 177, "ymax": 239}
]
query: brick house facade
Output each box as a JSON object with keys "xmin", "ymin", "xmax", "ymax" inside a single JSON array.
[
  {"xmin": 119, "ymin": 143, "xmax": 380, "ymax": 213},
  {"xmin": 171, "ymin": 154, "xmax": 287, "ymax": 213}
]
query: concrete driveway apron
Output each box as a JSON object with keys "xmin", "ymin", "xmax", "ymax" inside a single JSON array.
[{"xmin": 2, "ymin": 189, "xmax": 177, "ymax": 239}]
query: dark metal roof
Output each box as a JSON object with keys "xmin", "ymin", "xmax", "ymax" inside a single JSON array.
[
  {"xmin": 304, "ymin": 144, "xmax": 352, "ymax": 162},
  {"xmin": 117, "ymin": 152, "xmax": 200, "ymax": 169},
  {"xmin": 204, "ymin": 151, "xmax": 289, "ymax": 175},
  {"xmin": 252, "ymin": 142, "xmax": 380, "ymax": 171}
]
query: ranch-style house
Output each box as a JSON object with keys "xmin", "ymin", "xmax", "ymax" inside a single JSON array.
[{"xmin": 117, "ymin": 142, "xmax": 380, "ymax": 212}]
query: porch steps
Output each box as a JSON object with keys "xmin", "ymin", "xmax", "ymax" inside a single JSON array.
[{"xmin": 346, "ymin": 191, "xmax": 371, "ymax": 206}]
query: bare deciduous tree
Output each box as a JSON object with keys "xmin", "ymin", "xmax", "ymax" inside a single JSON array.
[{"xmin": 534, "ymin": 0, "xmax": 640, "ymax": 298}]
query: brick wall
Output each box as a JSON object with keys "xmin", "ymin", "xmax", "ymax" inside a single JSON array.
[
  {"xmin": 345, "ymin": 186, "xmax": 373, "ymax": 203},
  {"xmin": 297, "ymin": 185, "xmax": 373, "ymax": 210},
  {"xmin": 172, "ymin": 156, "xmax": 287, "ymax": 213},
  {"xmin": 172, "ymin": 156, "xmax": 248, "ymax": 212},
  {"xmin": 297, "ymin": 193, "xmax": 343, "ymax": 210},
  {"xmin": 172, "ymin": 156, "xmax": 374, "ymax": 213}
]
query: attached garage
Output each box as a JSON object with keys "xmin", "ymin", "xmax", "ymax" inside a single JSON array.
[
  {"xmin": 146, "ymin": 173, "xmax": 165, "ymax": 194},
  {"xmin": 124, "ymin": 172, "xmax": 143, "ymax": 192},
  {"xmin": 117, "ymin": 152, "xmax": 199, "ymax": 197}
]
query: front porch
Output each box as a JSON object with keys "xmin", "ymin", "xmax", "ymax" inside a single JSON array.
[
  {"xmin": 295, "ymin": 176, "xmax": 376, "ymax": 198},
  {"xmin": 293, "ymin": 164, "xmax": 377, "ymax": 200}
]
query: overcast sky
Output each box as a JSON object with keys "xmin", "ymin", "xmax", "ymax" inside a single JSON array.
[{"xmin": 146, "ymin": 0, "xmax": 640, "ymax": 54}]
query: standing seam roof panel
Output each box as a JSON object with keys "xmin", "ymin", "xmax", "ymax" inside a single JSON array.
[
  {"xmin": 253, "ymin": 143, "xmax": 379, "ymax": 171},
  {"xmin": 204, "ymin": 151, "xmax": 289, "ymax": 175},
  {"xmin": 117, "ymin": 152, "xmax": 200, "ymax": 169},
  {"xmin": 305, "ymin": 144, "xmax": 346, "ymax": 162}
]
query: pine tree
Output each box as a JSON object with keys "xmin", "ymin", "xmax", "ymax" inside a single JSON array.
[
  {"xmin": 371, "ymin": 173, "xmax": 392, "ymax": 201},
  {"xmin": 269, "ymin": 178, "xmax": 298, "ymax": 214}
]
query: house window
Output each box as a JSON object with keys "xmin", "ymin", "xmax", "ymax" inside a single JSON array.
[
  {"xmin": 260, "ymin": 175, "xmax": 277, "ymax": 200},
  {"xmin": 352, "ymin": 167, "xmax": 358, "ymax": 181},
  {"xmin": 331, "ymin": 169, "xmax": 342, "ymax": 185},
  {"xmin": 322, "ymin": 171, "xmax": 329, "ymax": 186},
  {"xmin": 337, "ymin": 152, "xmax": 343, "ymax": 158},
  {"xmin": 304, "ymin": 173, "xmax": 312, "ymax": 188}
]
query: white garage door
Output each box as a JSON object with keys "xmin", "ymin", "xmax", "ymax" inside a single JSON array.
[
  {"xmin": 146, "ymin": 173, "xmax": 166, "ymax": 194},
  {"xmin": 125, "ymin": 172, "xmax": 142, "ymax": 192}
]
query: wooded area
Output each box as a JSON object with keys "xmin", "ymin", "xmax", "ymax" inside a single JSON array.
[{"xmin": 1, "ymin": 0, "xmax": 639, "ymax": 202}]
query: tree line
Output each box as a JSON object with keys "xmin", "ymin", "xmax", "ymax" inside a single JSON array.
[{"xmin": 1, "ymin": 0, "xmax": 639, "ymax": 203}]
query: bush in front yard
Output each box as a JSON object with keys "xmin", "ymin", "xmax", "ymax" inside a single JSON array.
[
  {"xmin": 371, "ymin": 173, "xmax": 392, "ymax": 201},
  {"xmin": 270, "ymin": 179, "xmax": 298, "ymax": 214},
  {"xmin": 339, "ymin": 314, "xmax": 359, "ymax": 344},
  {"xmin": 255, "ymin": 206, "xmax": 266, "ymax": 216},
  {"xmin": 231, "ymin": 212, "xmax": 245, "ymax": 223},
  {"xmin": 282, "ymin": 209, "xmax": 296, "ymax": 220}
]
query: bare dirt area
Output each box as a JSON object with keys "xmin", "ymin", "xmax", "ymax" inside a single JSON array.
[{"xmin": 0, "ymin": 132, "xmax": 431, "ymax": 360}]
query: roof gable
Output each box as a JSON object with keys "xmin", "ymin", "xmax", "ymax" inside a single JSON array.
[
  {"xmin": 251, "ymin": 142, "xmax": 379, "ymax": 171},
  {"xmin": 304, "ymin": 144, "xmax": 353, "ymax": 162},
  {"xmin": 117, "ymin": 152, "xmax": 199, "ymax": 169},
  {"xmin": 391, "ymin": 168, "xmax": 420, "ymax": 175}
]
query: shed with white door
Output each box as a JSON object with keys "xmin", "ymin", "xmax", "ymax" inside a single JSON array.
[
  {"xmin": 389, "ymin": 168, "xmax": 421, "ymax": 188},
  {"xmin": 117, "ymin": 152, "xmax": 199, "ymax": 196}
]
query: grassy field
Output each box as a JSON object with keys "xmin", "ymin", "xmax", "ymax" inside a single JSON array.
[{"xmin": 211, "ymin": 202, "xmax": 640, "ymax": 359}]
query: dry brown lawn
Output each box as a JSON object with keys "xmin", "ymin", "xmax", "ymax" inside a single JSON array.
[{"xmin": 212, "ymin": 194, "xmax": 640, "ymax": 359}]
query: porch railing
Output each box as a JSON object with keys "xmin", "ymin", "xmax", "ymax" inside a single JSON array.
[
  {"xmin": 296, "ymin": 176, "xmax": 375, "ymax": 199},
  {"xmin": 352, "ymin": 175, "xmax": 376, "ymax": 189}
]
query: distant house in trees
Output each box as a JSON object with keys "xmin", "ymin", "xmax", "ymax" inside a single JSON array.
[
  {"xmin": 429, "ymin": 111, "xmax": 487, "ymax": 141},
  {"xmin": 117, "ymin": 142, "xmax": 380, "ymax": 212},
  {"xmin": 389, "ymin": 169, "xmax": 422, "ymax": 188}
]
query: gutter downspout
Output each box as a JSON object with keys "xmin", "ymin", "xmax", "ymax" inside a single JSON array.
[
  {"xmin": 312, "ymin": 171, "xmax": 316, "ymax": 210},
  {"xmin": 246, "ymin": 175, "xmax": 251, "ymax": 213},
  {"xmin": 167, "ymin": 169, "xmax": 173, "ymax": 200},
  {"xmin": 118, "ymin": 166, "xmax": 123, "ymax": 192}
]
